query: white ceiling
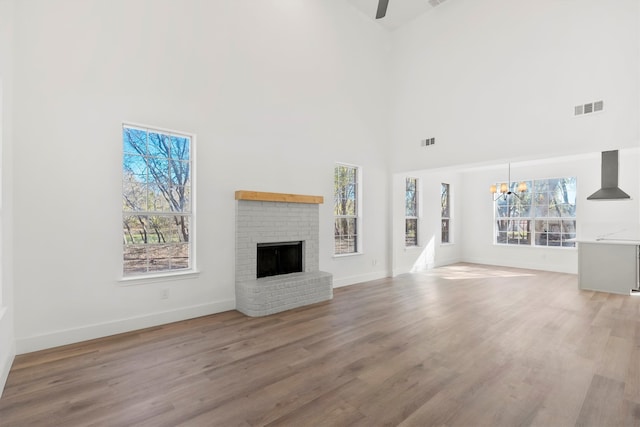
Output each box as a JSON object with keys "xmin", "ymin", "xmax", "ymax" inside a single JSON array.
[{"xmin": 346, "ymin": 0, "xmax": 433, "ymax": 31}]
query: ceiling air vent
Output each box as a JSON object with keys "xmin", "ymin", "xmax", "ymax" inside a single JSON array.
[
  {"xmin": 428, "ymin": 0, "xmax": 448, "ymax": 7},
  {"xmin": 574, "ymin": 100, "xmax": 604, "ymax": 116}
]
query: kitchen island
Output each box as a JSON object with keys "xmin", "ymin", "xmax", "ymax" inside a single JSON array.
[{"xmin": 578, "ymin": 239, "xmax": 640, "ymax": 295}]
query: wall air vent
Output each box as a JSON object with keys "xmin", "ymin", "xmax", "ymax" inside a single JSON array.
[
  {"xmin": 574, "ymin": 100, "xmax": 604, "ymax": 116},
  {"xmin": 594, "ymin": 100, "xmax": 604, "ymax": 112},
  {"xmin": 428, "ymin": 0, "xmax": 448, "ymax": 7},
  {"xmin": 421, "ymin": 137, "xmax": 435, "ymax": 147}
]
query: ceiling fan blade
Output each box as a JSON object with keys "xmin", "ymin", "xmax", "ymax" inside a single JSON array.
[{"xmin": 376, "ymin": 0, "xmax": 389, "ymax": 19}]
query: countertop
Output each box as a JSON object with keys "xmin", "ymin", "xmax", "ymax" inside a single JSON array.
[{"xmin": 575, "ymin": 238, "xmax": 640, "ymax": 245}]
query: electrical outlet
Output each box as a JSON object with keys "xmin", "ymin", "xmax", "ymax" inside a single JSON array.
[{"xmin": 161, "ymin": 288, "xmax": 169, "ymax": 300}]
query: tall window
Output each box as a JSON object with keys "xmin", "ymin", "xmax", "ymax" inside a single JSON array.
[
  {"xmin": 334, "ymin": 164, "xmax": 360, "ymax": 255},
  {"xmin": 495, "ymin": 177, "xmax": 576, "ymax": 247},
  {"xmin": 441, "ymin": 183, "xmax": 451, "ymax": 243},
  {"xmin": 122, "ymin": 124, "xmax": 194, "ymax": 276},
  {"xmin": 405, "ymin": 177, "xmax": 418, "ymax": 246}
]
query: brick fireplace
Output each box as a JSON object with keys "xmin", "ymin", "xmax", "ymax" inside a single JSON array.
[{"xmin": 235, "ymin": 191, "xmax": 333, "ymax": 317}]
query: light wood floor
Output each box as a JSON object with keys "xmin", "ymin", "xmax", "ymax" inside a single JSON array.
[{"xmin": 1, "ymin": 263, "xmax": 640, "ymax": 426}]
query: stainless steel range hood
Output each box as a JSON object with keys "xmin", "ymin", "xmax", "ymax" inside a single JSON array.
[{"xmin": 587, "ymin": 150, "xmax": 630, "ymax": 200}]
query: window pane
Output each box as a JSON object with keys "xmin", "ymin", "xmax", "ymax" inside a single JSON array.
[
  {"xmin": 170, "ymin": 160, "xmax": 190, "ymax": 187},
  {"xmin": 556, "ymin": 203, "xmax": 575, "ymax": 217},
  {"xmin": 334, "ymin": 165, "xmax": 357, "ymax": 216},
  {"xmin": 334, "ymin": 164, "xmax": 359, "ymax": 254},
  {"xmin": 406, "ymin": 178, "xmax": 417, "ymax": 217},
  {"xmin": 147, "ymin": 244, "xmax": 172, "ymax": 271},
  {"xmin": 123, "ymin": 245, "xmax": 147, "ymax": 275},
  {"xmin": 535, "ymin": 202, "xmax": 549, "ymax": 217},
  {"xmin": 406, "ymin": 219, "xmax": 417, "ymax": 246},
  {"xmin": 535, "ymin": 219, "xmax": 562, "ymax": 246},
  {"xmin": 170, "ymin": 243, "xmax": 190, "ymax": 270},
  {"xmin": 173, "ymin": 215, "xmax": 190, "ymax": 242},
  {"xmin": 123, "ymin": 154, "xmax": 148, "ymax": 181},
  {"xmin": 495, "ymin": 199, "xmax": 512, "ymax": 219},
  {"xmin": 123, "ymin": 215, "xmax": 149, "ymax": 244},
  {"xmin": 123, "ymin": 125, "xmax": 193, "ymax": 276},
  {"xmin": 534, "ymin": 180, "xmax": 550, "ymax": 192},
  {"xmin": 148, "ymin": 132, "xmax": 170, "ymax": 157},
  {"xmin": 441, "ymin": 183, "xmax": 451, "ymax": 243},
  {"xmin": 441, "ymin": 183, "xmax": 450, "ymax": 218},
  {"xmin": 170, "ymin": 135, "xmax": 190, "ymax": 160},
  {"xmin": 335, "ymin": 217, "xmax": 357, "ymax": 254},
  {"xmin": 123, "ymin": 127, "xmax": 147, "ymax": 155},
  {"xmin": 507, "ymin": 220, "xmax": 531, "ymax": 245},
  {"xmin": 501, "ymin": 177, "xmax": 573, "ymax": 248},
  {"xmin": 169, "ymin": 186, "xmax": 191, "ymax": 213},
  {"xmin": 496, "ymin": 219, "xmax": 508, "ymax": 233},
  {"xmin": 562, "ymin": 220, "xmax": 576, "ymax": 235},
  {"xmin": 441, "ymin": 219, "xmax": 450, "ymax": 243}
]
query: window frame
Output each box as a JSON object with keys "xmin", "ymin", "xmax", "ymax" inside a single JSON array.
[
  {"xmin": 405, "ymin": 177, "xmax": 419, "ymax": 247},
  {"xmin": 441, "ymin": 183, "xmax": 451, "ymax": 244},
  {"xmin": 121, "ymin": 122, "xmax": 197, "ymax": 281},
  {"xmin": 334, "ymin": 163, "xmax": 362, "ymax": 256},
  {"xmin": 493, "ymin": 177, "xmax": 576, "ymax": 248}
]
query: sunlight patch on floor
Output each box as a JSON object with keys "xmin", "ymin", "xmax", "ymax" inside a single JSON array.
[{"xmin": 420, "ymin": 264, "xmax": 537, "ymax": 280}]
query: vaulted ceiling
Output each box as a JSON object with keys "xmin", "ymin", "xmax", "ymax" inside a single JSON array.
[{"xmin": 346, "ymin": 0, "xmax": 441, "ymax": 31}]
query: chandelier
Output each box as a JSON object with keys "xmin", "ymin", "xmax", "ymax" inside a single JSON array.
[{"xmin": 490, "ymin": 163, "xmax": 527, "ymax": 200}]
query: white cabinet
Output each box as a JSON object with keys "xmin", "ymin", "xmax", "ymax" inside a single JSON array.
[{"xmin": 578, "ymin": 242, "xmax": 638, "ymax": 295}]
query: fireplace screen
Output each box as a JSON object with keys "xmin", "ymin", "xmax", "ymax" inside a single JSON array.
[{"xmin": 256, "ymin": 241, "xmax": 303, "ymax": 278}]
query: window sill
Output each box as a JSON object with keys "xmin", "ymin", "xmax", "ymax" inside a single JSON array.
[
  {"xmin": 492, "ymin": 243, "xmax": 577, "ymax": 250},
  {"xmin": 404, "ymin": 245, "xmax": 422, "ymax": 251},
  {"xmin": 440, "ymin": 242, "xmax": 454, "ymax": 246},
  {"xmin": 333, "ymin": 252, "xmax": 363, "ymax": 259},
  {"xmin": 118, "ymin": 269, "xmax": 201, "ymax": 286}
]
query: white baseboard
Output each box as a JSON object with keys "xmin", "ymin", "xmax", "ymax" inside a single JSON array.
[
  {"xmin": 332, "ymin": 270, "xmax": 389, "ymax": 288},
  {"xmin": 462, "ymin": 257, "xmax": 577, "ymax": 274},
  {"xmin": 16, "ymin": 299, "xmax": 236, "ymax": 355},
  {"xmin": 0, "ymin": 348, "xmax": 14, "ymax": 399}
]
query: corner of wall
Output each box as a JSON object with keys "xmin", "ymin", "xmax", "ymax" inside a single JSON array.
[{"xmin": 0, "ymin": 306, "xmax": 16, "ymax": 398}]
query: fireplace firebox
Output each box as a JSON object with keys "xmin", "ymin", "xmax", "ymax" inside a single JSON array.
[{"xmin": 256, "ymin": 241, "xmax": 303, "ymax": 278}]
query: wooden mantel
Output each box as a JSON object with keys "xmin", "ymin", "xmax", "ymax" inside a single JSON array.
[{"xmin": 235, "ymin": 190, "xmax": 324, "ymax": 204}]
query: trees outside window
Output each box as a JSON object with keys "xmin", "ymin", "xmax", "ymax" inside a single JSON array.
[
  {"xmin": 495, "ymin": 177, "xmax": 576, "ymax": 247},
  {"xmin": 441, "ymin": 183, "xmax": 451, "ymax": 244},
  {"xmin": 405, "ymin": 178, "xmax": 418, "ymax": 246},
  {"xmin": 334, "ymin": 164, "xmax": 360, "ymax": 255},
  {"xmin": 122, "ymin": 124, "xmax": 194, "ymax": 276}
]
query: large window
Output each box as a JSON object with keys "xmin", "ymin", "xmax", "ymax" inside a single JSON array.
[
  {"xmin": 494, "ymin": 177, "xmax": 576, "ymax": 247},
  {"xmin": 405, "ymin": 177, "xmax": 418, "ymax": 246},
  {"xmin": 441, "ymin": 183, "xmax": 451, "ymax": 243},
  {"xmin": 334, "ymin": 164, "xmax": 360, "ymax": 255},
  {"xmin": 122, "ymin": 124, "xmax": 194, "ymax": 276}
]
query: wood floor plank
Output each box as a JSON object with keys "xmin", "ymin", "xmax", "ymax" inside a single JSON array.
[
  {"xmin": 2, "ymin": 263, "xmax": 640, "ymax": 426},
  {"xmin": 576, "ymin": 374, "xmax": 627, "ymax": 426}
]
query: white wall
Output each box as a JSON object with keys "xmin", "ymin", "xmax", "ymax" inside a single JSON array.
[
  {"xmin": 5, "ymin": 0, "xmax": 640, "ymax": 363},
  {"xmin": 0, "ymin": 0, "xmax": 15, "ymax": 396},
  {"xmin": 461, "ymin": 150, "xmax": 640, "ymax": 274},
  {"xmin": 392, "ymin": 170, "xmax": 462, "ymax": 276},
  {"xmin": 392, "ymin": 150, "xmax": 640, "ymax": 276},
  {"xmin": 388, "ymin": 0, "xmax": 639, "ymax": 173},
  {"xmin": 11, "ymin": 0, "xmax": 391, "ymax": 353},
  {"xmin": 387, "ymin": 0, "xmax": 640, "ymax": 276}
]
